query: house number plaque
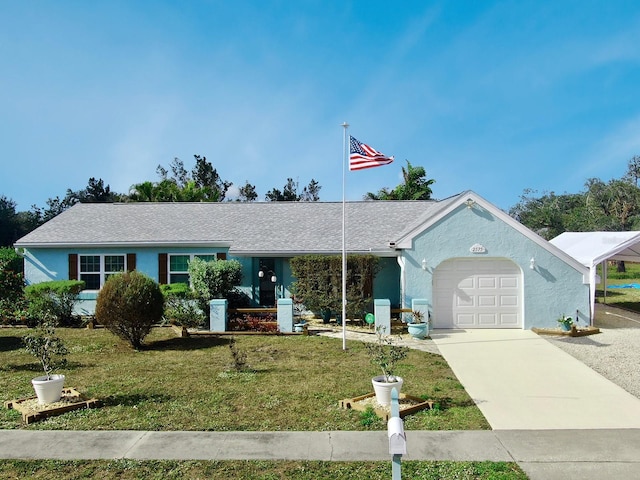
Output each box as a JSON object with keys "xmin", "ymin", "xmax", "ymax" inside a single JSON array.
[{"xmin": 470, "ymin": 243, "xmax": 486, "ymax": 254}]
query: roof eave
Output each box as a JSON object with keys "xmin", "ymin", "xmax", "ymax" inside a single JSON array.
[
  {"xmin": 17, "ymin": 241, "xmax": 233, "ymax": 249},
  {"xmin": 230, "ymin": 249, "xmax": 400, "ymax": 258}
]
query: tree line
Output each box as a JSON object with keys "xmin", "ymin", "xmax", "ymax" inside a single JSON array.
[
  {"xmin": 509, "ymin": 156, "xmax": 640, "ymax": 240},
  {"xmin": 1, "ymin": 155, "xmax": 436, "ymax": 247},
  {"xmin": 3, "ymin": 151, "xmax": 638, "ymax": 249}
]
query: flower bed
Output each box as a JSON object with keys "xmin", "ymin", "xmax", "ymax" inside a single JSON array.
[{"xmin": 228, "ymin": 313, "xmax": 279, "ymax": 333}]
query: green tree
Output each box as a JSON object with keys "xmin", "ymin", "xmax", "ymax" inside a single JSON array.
[
  {"xmin": 364, "ymin": 160, "xmax": 434, "ymax": 200},
  {"xmin": 584, "ymin": 178, "xmax": 640, "ymax": 231},
  {"xmin": 0, "ymin": 195, "xmax": 41, "ymax": 246},
  {"xmin": 509, "ymin": 190, "xmax": 587, "ymax": 240},
  {"xmin": 0, "ymin": 247, "xmax": 25, "ymax": 324},
  {"xmin": 236, "ymin": 181, "xmax": 258, "ymax": 202},
  {"xmin": 130, "ymin": 155, "xmax": 232, "ymax": 202},
  {"xmin": 265, "ymin": 178, "xmax": 321, "ymax": 201},
  {"xmin": 511, "ymin": 170, "xmax": 640, "ymax": 240},
  {"xmin": 0, "ymin": 196, "xmax": 19, "ymax": 247},
  {"xmin": 624, "ymin": 155, "xmax": 640, "ymax": 186},
  {"xmin": 66, "ymin": 177, "xmax": 120, "ymax": 203}
]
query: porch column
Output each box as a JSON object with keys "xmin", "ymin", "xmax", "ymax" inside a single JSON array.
[
  {"xmin": 374, "ymin": 298, "xmax": 391, "ymax": 334},
  {"xmin": 277, "ymin": 298, "xmax": 293, "ymax": 333},
  {"xmin": 209, "ymin": 299, "xmax": 228, "ymax": 331}
]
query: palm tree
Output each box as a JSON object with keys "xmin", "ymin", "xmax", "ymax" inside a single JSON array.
[{"xmin": 365, "ymin": 160, "xmax": 435, "ymax": 200}]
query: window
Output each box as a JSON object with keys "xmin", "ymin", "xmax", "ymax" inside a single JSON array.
[
  {"xmin": 167, "ymin": 253, "xmax": 224, "ymax": 284},
  {"xmin": 79, "ymin": 254, "xmax": 126, "ymax": 289},
  {"xmin": 169, "ymin": 255, "xmax": 190, "ymax": 284}
]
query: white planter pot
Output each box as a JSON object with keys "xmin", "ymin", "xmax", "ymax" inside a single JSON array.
[
  {"xmin": 31, "ymin": 374, "xmax": 65, "ymax": 405},
  {"xmin": 371, "ymin": 375, "xmax": 403, "ymax": 406}
]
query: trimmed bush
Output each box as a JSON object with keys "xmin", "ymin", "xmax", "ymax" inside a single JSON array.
[
  {"xmin": 188, "ymin": 257, "xmax": 243, "ymax": 315},
  {"xmin": 290, "ymin": 254, "xmax": 380, "ymax": 318},
  {"xmin": 95, "ymin": 271, "xmax": 164, "ymax": 349},
  {"xmin": 24, "ymin": 280, "xmax": 85, "ymax": 327},
  {"xmin": 160, "ymin": 283, "xmax": 205, "ymax": 329},
  {"xmin": 189, "ymin": 257, "xmax": 243, "ymax": 300}
]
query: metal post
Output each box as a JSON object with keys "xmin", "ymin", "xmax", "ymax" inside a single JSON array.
[{"xmin": 389, "ymin": 387, "xmax": 404, "ymax": 480}]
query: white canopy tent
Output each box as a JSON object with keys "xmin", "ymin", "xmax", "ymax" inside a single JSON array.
[{"xmin": 550, "ymin": 231, "xmax": 640, "ymax": 323}]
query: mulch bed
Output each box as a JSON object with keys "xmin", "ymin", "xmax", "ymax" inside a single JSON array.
[
  {"xmin": 339, "ymin": 392, "xmax": 434, "ymax": 421},
  {"xmin": 5, "ymin": 387, "xmax": 100, "ymax": 424},
  {"xmin": 532, "ymin": 326, "xmax": 600, "ymax": 337}
]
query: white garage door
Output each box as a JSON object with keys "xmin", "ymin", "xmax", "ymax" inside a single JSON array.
[{"xmin": 433, "ymin": 258, "xmax": 522, "ymax": 328}]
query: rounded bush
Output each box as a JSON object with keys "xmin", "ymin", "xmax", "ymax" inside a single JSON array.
[{"xmin": 95, "ymin": 271, "xmax": 164, "ymax": 349}]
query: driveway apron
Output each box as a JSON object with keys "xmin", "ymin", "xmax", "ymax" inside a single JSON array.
[{"xmin": 430, "ymin": 329, "xmax": 640, "ymax": 430}]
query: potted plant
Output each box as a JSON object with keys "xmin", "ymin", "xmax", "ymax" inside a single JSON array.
[
  {"xmin": 406, "ymin": 310, "xmax": 430, "ymax": 339},
  {"xmin": 363, "ymin": 326, "xmax": 409, "ymax": 406},
  {"xmin": 557, "ymin": 314, "xmax": 574, "ymax": 332},
  {"xmin": 23, "ymin": 320, "xmax": 68, "ymax": 404}
]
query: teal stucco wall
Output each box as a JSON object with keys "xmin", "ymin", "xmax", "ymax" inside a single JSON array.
[{"xmin": 401, "ymin": 204, "xmax": 590, "ymax": 329}]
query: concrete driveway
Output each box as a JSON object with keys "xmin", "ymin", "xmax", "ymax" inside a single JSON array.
[{"xmin": 431, "ymin": 329, "xmax": 640, "ymax": 430}]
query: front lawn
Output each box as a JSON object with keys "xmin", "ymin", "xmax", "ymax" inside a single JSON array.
[
  {"xmin": 0, "ymin": 327, "xmax": 489, "ymax": 431},
  {"xmin": 0, "ymin": 459, "xmax": 527, "ymax": 479}
]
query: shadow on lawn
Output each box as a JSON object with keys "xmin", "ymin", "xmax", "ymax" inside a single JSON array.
[
  {"xmin": 437, "ymin": 397, "xmax": 478, "ymax": 410},
  {"xmin": 0, "ymin": 335, "xmax": 24, "ymax": 353},
  {"xmin": 145, "ymin": 335, "xmax": 231, "ymax": 351},
  {"xmin": 1, "ymin": 360, "xmax": 88, "ymax": 374},
  {"xmin": 103, "ymin": 392, "xmax": 171, "ymax": 407}
]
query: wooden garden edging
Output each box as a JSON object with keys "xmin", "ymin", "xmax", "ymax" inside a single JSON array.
[
  {"xmin": 532, "ymin": 325, "xmax": 600, "ymax": 337},
  {"xmin": 5, "ymin": 387, "xmax": 100, "ymax": 425},
  {"xmin": 339, "ymin": 392, "xmax": 434, "ymax": 422}
]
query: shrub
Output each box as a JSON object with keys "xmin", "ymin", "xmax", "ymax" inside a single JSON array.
[
  {"xmin": 188, "ymin": 257, "xmax": 243, "ymax": 315},
  {"xmin": 290, "ymin": 254, "xmax": 379, "ymax": 318},
  {"xmin": 160, "ymin": 283, "xmax": 205, "ymax": 329},
  {"xmin": 24, "ymin": 280, "xmax": 85, "ymax": 327},
  {"xmin": 95, "ymin": 271, "xmax": 164, "ymax": 349},
  {"xmin": 189, "ymin": 257, "xmax": 243, "ymax": 299},
  {"xmin": 0, "ymin": 248, "xmax": 25, "ymax": 324},
  {"xmin": 228, "ymin": 313, "xmax": 278, "ymax": 332},
  {"xmin": 0, "ymin": 247, "xmax": 23, "ymax": 274}
]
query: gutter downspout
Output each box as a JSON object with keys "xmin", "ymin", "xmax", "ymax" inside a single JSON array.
[{"xmin": 397, "ymin": 255, "xmax": 406, "ymax": 309}]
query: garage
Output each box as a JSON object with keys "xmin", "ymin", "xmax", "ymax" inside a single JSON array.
[{"xmin": 433, "ymin": 258, "xmax": 523, "ymax": 328}]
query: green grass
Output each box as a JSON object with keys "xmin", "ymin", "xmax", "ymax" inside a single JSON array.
[
  {"xmin": 0, "ymin": 459, "xmax": 528, "ymax": 479},
  {"xmin": 0, "ymin": 327, "xmax": 489, "ymax": 431},
  {"xmin": 596, "ymin": 262, "xmax": 640, "ymax": 313}
]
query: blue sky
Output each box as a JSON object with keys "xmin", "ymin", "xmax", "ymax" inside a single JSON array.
[{"xmin": 2, "ymin": 1, "xmax": 640, "ymax": 212}]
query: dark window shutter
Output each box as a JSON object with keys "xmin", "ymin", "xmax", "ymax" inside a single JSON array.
[
  {"xmin": 217, "ymin": 252, "xmax": 227, "ymax": 260},
  {"xmin": 127, "ymin": 253, "xmax": 136, "ymax": 272},
  {"xmin": 68, "ymin": 254, "xmax": 78, "ymax": 280},
  {"xmin": 158, "ymin": 253, "xmax": 168, "ymax": 284}
]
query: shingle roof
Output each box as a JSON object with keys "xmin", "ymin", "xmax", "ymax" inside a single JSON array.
[{"xmin": 15, "ymin": 196, "xmax": 463, "ymax": 255}]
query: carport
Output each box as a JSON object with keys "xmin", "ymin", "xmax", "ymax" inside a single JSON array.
[{"xmin": 550, "ymin": 231, "xmax": 640, "ymax": 323}]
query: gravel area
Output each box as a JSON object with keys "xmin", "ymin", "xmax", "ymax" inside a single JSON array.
[{"xmin": 544, "ymin": 304, "xmax": 640, "ymax": 400}]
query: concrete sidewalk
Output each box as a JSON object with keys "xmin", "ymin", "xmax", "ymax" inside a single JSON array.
[
  {"xmin": 431, "ymin": 329, "xmax": 640, "ymax": 430},
  {"xmin": 1, "ymin": 429, "xmax": 640, "ymax": 479}
]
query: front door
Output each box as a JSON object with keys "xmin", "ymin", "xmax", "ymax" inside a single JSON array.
[{"xmin": 258, "ymin": 258, "xmax": 276, "ymax": 306}]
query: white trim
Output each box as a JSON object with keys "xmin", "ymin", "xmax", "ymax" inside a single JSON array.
[
  {"xmin": 394, "ymin": 190, "xmax": 590, "ymax": 277},
  {"xmin": 78, "ymin": 253, "xmax": 127, "ymax": 289},
  {"xmin": 17, "ymin": 241, "xmax": 233, "ymax": 249},
  {"xmin": 166, "ymin": 252, "xmax": 225, "ymax": 284}
]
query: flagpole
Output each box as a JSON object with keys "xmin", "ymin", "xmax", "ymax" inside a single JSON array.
[{"xmin": 341, "ymin": 122, "xmax": 349, "ymax": 351}]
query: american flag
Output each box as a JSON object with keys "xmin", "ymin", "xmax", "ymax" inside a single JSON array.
[{"xmin": 349, "ymin": 136, "xmax": 394, "ymax": 171}]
